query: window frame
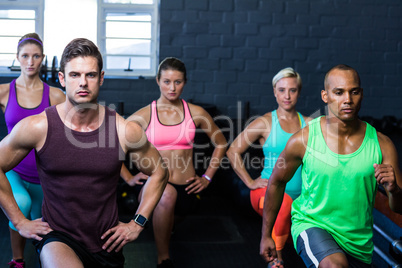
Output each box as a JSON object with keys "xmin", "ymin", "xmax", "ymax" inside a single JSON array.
[
  {"xmin": 97, "ymin": 0, "xmax": 160, "ymax": 78},
  {"xmin": 0, "ymin": 0, "xmax": 44, "ymax": 75}
]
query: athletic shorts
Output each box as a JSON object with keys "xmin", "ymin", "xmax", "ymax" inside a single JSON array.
[
  {"xmin": 34, "ymin": 230, "xmax": 125, "ymax": 268},
  {"xmin": 134, "ymin": 181, "xmax": 200, "ymax": 216},
  {"xmin": 168, "ymin": 182, "xmax": 200, "ymax": 216},
  {"xmin": 296, "ymin": 227, "xmax": 372, "ymax": 268}
]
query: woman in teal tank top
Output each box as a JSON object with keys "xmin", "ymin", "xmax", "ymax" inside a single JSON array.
[
  {"xmin": 227, "ymin": 67, "xmax": 311, "ymax": 268},
  {"xmin": 261, "ymin": 110, "xmax": 306, "ymax": 201}
]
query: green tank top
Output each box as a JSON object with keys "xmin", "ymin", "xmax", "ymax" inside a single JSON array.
[{"xmin": 291, "ymin": 117, "xmax": 382, "ymax": 264}]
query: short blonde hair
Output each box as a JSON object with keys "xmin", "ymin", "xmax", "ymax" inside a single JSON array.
[{"xmin": 272, "ymin": 67, "xmax": 302, "ymax": 90}]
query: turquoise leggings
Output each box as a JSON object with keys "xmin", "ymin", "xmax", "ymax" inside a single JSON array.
[{"xmin": 6, "ymin": 170, "xmax": 43, "ymax": 231}]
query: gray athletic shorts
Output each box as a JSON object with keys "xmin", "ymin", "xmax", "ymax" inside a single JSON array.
[{"xmin": 296, "ymin": 227, "xmax": 372, "ymax": 268}]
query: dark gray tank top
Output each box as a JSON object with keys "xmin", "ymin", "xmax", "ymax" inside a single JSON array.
[{"xmin": 36, "ymin": 105, "xmax": 124, "ymax": 252}]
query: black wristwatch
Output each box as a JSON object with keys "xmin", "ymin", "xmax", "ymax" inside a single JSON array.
[{"xmin": 133, "ymin": 214, "xmax": 149, "ymax": 228}]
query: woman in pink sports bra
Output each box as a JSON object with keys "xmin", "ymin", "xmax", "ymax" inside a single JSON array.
[
  {"xmin": 122, "ymin": 57, "xmax": 227, "ymax": 268},
  {"xmin": 0, "ymin": 33, "xmax": 65, "ymax": 268}
]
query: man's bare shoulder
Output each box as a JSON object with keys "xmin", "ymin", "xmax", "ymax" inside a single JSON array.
[
  {"xmin": 287, "ymin": 125, "xmax": 310, "ymax": 153},
  {"xmin": 9, "ymin": 112, "xmax": 48, "ymax": 148},
  {"xmin": 117, "ymin": 114, "xmax": 148, "ymax": 153},
  {"xmin": 18, "ymin": 112, "xmax": 47, "ymax": 131},
  {"xmin": 377, "ymin": 131, "xmax": 393, "ymax": 143},
  {"xmin": 376, "ymin": 131, "xmax": 397, "ymax": 155}
]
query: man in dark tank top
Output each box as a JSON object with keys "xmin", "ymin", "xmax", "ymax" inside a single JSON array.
[{"xmin": 0, "ymin": 38, "xmax": 168, "ymax": 268}]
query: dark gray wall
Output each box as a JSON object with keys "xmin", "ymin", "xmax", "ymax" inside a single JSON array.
[
  {"xmin": 1, "ymin": 0, "xmax": 401, "ymax": 121},
  {"xmin": 156, "ymin": 0, "xmax": 402, "ymax": 119},
  {"xmin": 102, "ymin": 0, "xmax": 402, "ymax": 119}
]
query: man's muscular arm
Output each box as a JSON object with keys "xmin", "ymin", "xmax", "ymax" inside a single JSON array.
[
  {"xmin": 260, "ymin": 127, "xmax": 308, "ymax": 262},
  {"xmin": 0, "ymin": 114, "xmax": 52, "ymax": 240},
  {"xmin": 375, "ymin": 133, "xmax": 402, "ymax": 214},
  {"xmin": 102, "ymin": 116, "xmax": 168, "ymax": 252}
]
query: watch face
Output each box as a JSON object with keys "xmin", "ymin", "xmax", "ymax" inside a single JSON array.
[{"xmin": 135, "ymin": 214, "xmax": 147, "ymax": 226}]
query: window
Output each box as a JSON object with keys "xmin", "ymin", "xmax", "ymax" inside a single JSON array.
[
  {"xmin": 98, "ymin": 0, "xmax": 160, "ymax": 77},
  {"xmin": 0, "ymin": 0, "xmax": 159, "ymax": 78},
  {"xmin": 0, "ymin": 0, "xmax": 43, "ymax": 71},
  {"xmin": 44, "ymin": 0, "xmax": 98, "ymax": 69}
]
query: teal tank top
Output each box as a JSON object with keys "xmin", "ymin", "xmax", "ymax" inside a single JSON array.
[
  {"xmin": 261, "ymin": 110, "xmax": 306, "ymax": 200},
  {"xmin": 291, "ymin": 117, "xmax": 382, "ymax": 264}
]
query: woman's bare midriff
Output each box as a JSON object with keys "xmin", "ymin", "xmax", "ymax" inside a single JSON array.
[{"xmin": 159, "ymin": 148, "xmax": 195, "ymax": 185}]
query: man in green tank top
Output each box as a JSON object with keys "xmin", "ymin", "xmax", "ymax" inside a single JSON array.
[{"xmin": 260, "ymin": 64, "xmax": 402, "ymax": 268}]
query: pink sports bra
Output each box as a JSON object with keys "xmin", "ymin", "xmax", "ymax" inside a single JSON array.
[{"xmin": 145, "ymin": 99, "xmax": 196, "ymax": 151}]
